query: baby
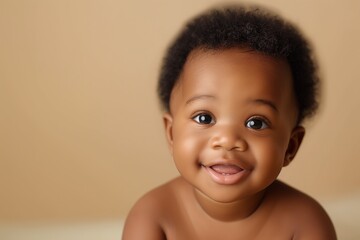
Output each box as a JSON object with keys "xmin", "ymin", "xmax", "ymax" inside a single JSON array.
[{"xmin": 122, "ymin": 5, "xmax": 336, "ymax": 240}]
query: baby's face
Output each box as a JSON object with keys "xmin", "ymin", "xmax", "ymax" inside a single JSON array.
[{"xmin": 164, "ymin": 48, "xmax": 303, "ymax": 203}]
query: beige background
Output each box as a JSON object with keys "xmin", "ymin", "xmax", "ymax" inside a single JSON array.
[{"xmin": 0, "ymin": 0, "xmax": 359, "ymax": 234}]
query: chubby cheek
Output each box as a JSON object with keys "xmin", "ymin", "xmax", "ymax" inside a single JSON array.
[
  {"xmin": 252, "ymin": 138, "xmax": 288, "ymax": 180},
  {"xmin": 171, "ymin": 126, "xmax": 207, "ymax": 173}
]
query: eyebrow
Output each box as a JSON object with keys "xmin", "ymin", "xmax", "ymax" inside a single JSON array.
[
  {"xmin": 185, "ymin": 95, "xmax": 216, "ymax": 105},
  {"xmin": 251, "ymin": 99, "xmax": 279, "ymax": 112}
]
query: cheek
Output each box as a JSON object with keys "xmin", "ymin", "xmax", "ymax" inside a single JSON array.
[
  {"xmin": 173, "ymin": 131, "xmax": 195, "ymax": 156},
  {"xmin": 252, "ymin": 137, "xmax": 288, "ymax": 169},
  {"xmin": 172, "ymin": 125, "xmax": 207, "ymax": 164}
]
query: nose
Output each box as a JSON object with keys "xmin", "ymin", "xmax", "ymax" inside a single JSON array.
[{"xmin": 210, "ymin": 125, "xmax": 248, "ymax": 152}]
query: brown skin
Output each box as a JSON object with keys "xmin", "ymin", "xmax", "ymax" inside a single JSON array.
[{"xmin": 122, "ymin": 48, "xmax": 336, "ymax": 240}]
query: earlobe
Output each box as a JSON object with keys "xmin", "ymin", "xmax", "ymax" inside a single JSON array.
[
  {"xmin": 163, "ymin": 113, "xmax": 174, "ymax": 154},
  {"xmin": 283, "ymin": 126, "xmax": 305, "ymax": 167}
]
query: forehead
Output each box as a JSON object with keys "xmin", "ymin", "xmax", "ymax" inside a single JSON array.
[
  {"xmin": 170, "ymin": 48, "xmax": 297, "ymax": 118},
  {"xmin": 177, "ymin": 48, "xmax": 292, "ymax": 95}
]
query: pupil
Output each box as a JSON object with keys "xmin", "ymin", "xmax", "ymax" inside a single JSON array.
[
  {"xmin": 250, "ymin": 120, "xmax": 262, "ymax": 129},
  {"xmin": 200, "ymin": 115, "xmax": 211, "ymax": 124}
]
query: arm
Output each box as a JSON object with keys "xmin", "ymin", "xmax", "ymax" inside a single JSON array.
[
  {"xmin": 270, "ymin": 181, "xmax": 336, "ymax": 240},
  {"xmin": 294, "ymin": 198, "xmax": 337, "ymax": 240},
  {"xmin": 122, "ymin": 193, "xmax": 166, "ymax": 240}
]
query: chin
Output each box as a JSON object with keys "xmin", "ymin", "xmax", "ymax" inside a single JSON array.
[{"xmin": 195, "ymin": 185, "xmax": 252, "ymax": 204}]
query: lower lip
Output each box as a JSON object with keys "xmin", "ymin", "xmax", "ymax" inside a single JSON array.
[{"xmin": 203, "ymin": 165, "xmax": 248, "ymax": 185}]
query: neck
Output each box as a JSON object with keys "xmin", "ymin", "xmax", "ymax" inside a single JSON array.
[{"xmin": 193, "ymin": 188, "xmax": 266, "ymax": 222}]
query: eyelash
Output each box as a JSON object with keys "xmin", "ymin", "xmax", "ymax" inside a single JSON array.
[
  {"xmin": 245, "ymin": 116, "xmax": 270, "ymax": 130},
  {"xmin": 192, "ymin": 112, "xmax": 215, "ymax": 125},
  {"xmin": 192, "ymin": 112, "xmax": 270, "ymax": 130}
]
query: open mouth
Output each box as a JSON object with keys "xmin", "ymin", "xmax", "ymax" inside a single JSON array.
[
  {"xmin": 202, "ymin": 164, "xmax": 247, "ymax": 185},
  {"xmin": 210, "ymin": 164, "xmax": 243, "ymax": 175}
]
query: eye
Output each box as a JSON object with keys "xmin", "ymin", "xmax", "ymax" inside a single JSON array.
[
  {"xmin": 245, "ymin": 117, "xmax": 269, "ymax": 130},
  {"xmin": 193, "ymin": 113, "xmax": 215, "ymax": 125}
]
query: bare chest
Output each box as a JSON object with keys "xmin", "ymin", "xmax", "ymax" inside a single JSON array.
[{"xmin": 161, "ymin": 210, "xmax": 295, "ymax": 240}]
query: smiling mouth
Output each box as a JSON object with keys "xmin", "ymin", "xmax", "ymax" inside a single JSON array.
[
  {"xmin": 210, "ymin": 164, "xmax": 243, "ymax": 175},
  {"xmin": 202, "ymin": 164, "xmax": 247, "ymax": 185}
]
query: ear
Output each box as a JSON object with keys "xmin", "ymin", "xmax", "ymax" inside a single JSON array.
[
  {"xmin": 163, "ymin": 113, "xmax": 174, "ymax": 155},
  {"xmin": 283, "ymin": 126, "xmax": 305, "ymax": 167}
]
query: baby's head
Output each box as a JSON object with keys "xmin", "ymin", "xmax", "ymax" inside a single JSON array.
[
  {"xmin": 158, "ymin": 5, "xmax": 319, "ymax": 125},
  {"xmin": 157, "ymin": 5, "xmax": 320, "ymax": 203}
]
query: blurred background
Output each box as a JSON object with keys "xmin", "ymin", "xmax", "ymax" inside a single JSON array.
[{"xmin": 0, "ymin": 0, "xmax": 359, "ymax": 239}]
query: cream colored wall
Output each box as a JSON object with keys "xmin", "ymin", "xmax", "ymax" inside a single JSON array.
[{"xmin": 0, "ymin": 0, "xmax": 359, "ymax": 222}]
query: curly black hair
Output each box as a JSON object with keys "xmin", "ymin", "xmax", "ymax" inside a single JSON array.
[{"xmin": 157, "ymin": 4, "xmax": 319, "ymax": 124}]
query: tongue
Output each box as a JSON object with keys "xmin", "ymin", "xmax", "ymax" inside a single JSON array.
[{"xmin": 211, "ymin": 164, "xmax": 242, "ymax": 174}]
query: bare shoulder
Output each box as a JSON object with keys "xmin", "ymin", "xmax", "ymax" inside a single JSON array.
[
  {"xmin": 266, "ymin": 181, "xmax": 337, "ymax": 240},
  {"xmin": 122, "ymin": 178, "xmax": 180, "ymax": 240}
]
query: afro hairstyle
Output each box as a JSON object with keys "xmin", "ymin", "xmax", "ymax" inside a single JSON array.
[{"xmin": 157, "ymin": 4, "xmax": 319, "ymax": 124}]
